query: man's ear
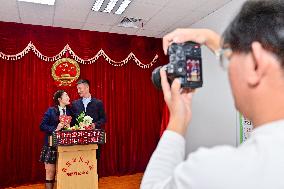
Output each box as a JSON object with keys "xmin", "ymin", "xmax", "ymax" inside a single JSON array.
[{"xmin": 247, "ymin": 42, "xmax": 269, "ymax": 87}]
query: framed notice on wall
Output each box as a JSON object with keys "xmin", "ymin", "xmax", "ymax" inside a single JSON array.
[{"xmin": 236, "ymin": 112, "xmax": 253, "ymax": 145}]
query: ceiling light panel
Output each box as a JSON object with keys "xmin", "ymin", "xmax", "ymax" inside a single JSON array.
[
  {"xmin": 115, "ymin": 0, "xmax": 131, "ymax": 14},
  {"xmin": 91, "ymin": 0, "xmax": 132, "ymax": 14},
  {"xmin": 18, "ymin": 0, "xmax": 55, "ymax": 5},
  {"xmin": 103, "ymin": 0, "xmax": 119, "ymax": 13},
  {"xmin": 91, "ymin": 0, "xmax": 104, "ymax": 11}
]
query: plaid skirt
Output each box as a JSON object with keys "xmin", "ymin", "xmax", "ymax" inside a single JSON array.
[{"xmin": 39, "ymin": 145, "xmax": 57, "ymax": 164}]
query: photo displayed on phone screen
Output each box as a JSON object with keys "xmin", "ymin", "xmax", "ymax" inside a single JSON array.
[
  {"xmin": 186, "ymin": 58, "xmax": 201, "ymax": 82},
  {"xmin": 184, "ymin": 43, "xmax": 202, "ymax": 88}
]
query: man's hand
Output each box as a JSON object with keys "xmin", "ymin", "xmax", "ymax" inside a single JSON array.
[
  {"xmin": 160, "ymin": 68, "xmax": 194, "ymax": 136},
  {"xmin": 163, "ymin": 28, "xmax": 221, "ymax": 55}
]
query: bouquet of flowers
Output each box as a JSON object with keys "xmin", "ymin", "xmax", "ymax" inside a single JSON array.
[{"xmin": 66, "ymin": 112, "xmax": 94, "ymax": 130}]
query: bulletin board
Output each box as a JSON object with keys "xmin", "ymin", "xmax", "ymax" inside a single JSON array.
[{"xmin": 236, "ymin": 113, "xmax": 253, "ymax": 144}]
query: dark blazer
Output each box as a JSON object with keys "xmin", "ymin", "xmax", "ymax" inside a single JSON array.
[
  {"xmin": 40, "ymin": 106, "xmax": 73, "ymax": 145},
  {"xmin": 72, "ymin": 98, "xmax": 106, "ymax": 129}
]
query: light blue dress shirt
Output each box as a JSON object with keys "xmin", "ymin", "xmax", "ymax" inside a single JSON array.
[{"xmin": 82, "ymin": 96, "xmax": 91, "ymax": 112}]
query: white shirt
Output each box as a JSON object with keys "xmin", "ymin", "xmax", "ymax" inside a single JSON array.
[
  {"xmin": 82, "ymin": 96, "xmax": 91, "ymax": 112},
  {"xmin": 141, "ymin": 120, "xmax": 284, "ymax": 189},
  {"xmin": 58, "ymin": 106, "xmax": 66, "ymax": 116}
]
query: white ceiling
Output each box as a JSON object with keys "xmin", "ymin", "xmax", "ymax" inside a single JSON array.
[{"xmin": 0, "ymin": 0, "xmax": 232, "ymax": 38}]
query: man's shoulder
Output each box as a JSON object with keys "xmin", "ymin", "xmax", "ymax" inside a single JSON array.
[
  {"xmin": 185, "ymin": 143, "xmax": 256, "ymax": 173},
  {"xmin": 91, "ymin": 98, "xmax": 103, "ymax": 104},
  {"xmin": 66, "ymin": 105, "xmax": 73, "ymax": 111},
  {"xmin": 72, "ymin": 99, "xmax": 82, "ymax": 105},
  {"xmin": 179, "ymin": 144, "xmax": 256, "ymax": 188},
  {"xmin": 188, "ymin": 145, "xmax": 238, "ymax": 162}
]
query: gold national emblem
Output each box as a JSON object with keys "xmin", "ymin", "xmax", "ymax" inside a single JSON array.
[{"xmin": 51, "ymin": 58, "xmax": 80, "ymax": 86}]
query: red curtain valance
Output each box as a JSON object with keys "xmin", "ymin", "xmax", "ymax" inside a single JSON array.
[{"xmin": 0, "ymin": 41, "xmax": 159, "ymax": 68}]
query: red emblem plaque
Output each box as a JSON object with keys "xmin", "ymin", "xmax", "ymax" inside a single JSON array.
[{"xmin": 51, "ymin": 58, "xmax": 80, "ymax": 86}]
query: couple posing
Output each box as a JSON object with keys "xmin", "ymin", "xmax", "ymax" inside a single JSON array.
[{"xmin": 39, "ymin": 79, "xmax": 106, "ymax": 189}]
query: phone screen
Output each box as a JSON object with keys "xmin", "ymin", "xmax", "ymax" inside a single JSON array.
[{"xmin": 184, "ymin": 43, "xmax": 202, "ymax": 88}]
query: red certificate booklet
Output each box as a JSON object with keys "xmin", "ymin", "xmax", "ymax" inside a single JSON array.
[{"xmin": 59, "ymin": 115, "xmax": 72, "ymax": 125}]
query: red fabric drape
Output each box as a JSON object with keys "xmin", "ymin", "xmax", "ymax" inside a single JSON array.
[
  {"xmin": 160, "ymin": 105, "xmax": 170, "ymax": 136},
  {"xmin": 0, "ymin": 22, "xmax": 167, "ymax": 188}
]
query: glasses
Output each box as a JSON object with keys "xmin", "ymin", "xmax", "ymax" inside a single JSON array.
[{"xmin": 215, "ymin": 48, "xmax": 232, "ymax": 70}]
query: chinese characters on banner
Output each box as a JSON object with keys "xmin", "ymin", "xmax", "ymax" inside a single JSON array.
[
  {"xmin": 239, "ymin": 113, "xmax": 253, "ymax": 143},
  {"xmin": 51, "ymin": 130, "xmax": 105, "ymax": 146},
  {"xmin": 61, "ymin": 156, "xmax": 95, "ymax": 177}
]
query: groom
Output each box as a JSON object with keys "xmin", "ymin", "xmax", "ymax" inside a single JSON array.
[{"xmin": 72, "ymin": 79, "xmax": 106, "ymax": 167}]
